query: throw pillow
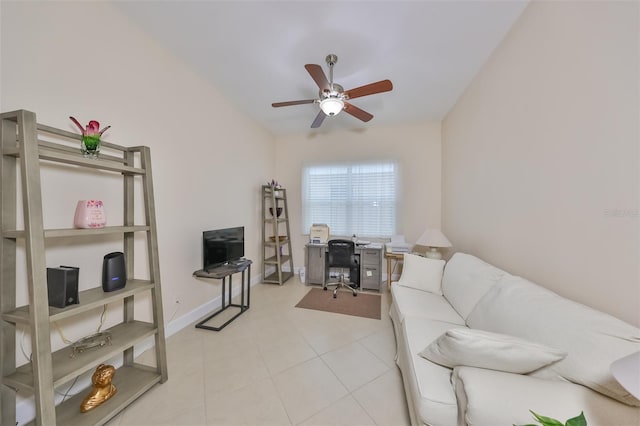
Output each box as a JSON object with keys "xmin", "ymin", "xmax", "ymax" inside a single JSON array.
[
  {"xmin": 419, "ymin": 328, "xmax": 567, "ymax": 374},
  {"xmin": 396, "ymin": 253, "xmax": 445, "ymax": 295}
]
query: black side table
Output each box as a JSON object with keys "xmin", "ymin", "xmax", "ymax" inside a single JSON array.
[{"xmin": 192, "ymin": 259, "xmax": 252, "ymax": 331}]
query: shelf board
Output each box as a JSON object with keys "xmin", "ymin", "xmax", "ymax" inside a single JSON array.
[
  {"xmin": 263, "ymin": 218, "xmax": 287, "ymax": 223},
  {"xmin": 25, "ymin": 364, "xmax": 161, "ymax": 426},
  {"xmin": 5, "ymin": 321, "xmax": 157, "ymax": 393},
  {"xmin": 264, "ymin": 239, "xmax": 289, "ymax": 248},
  {"xmin": 37, "ymin": 139, "xmax": 125, "ymax": 164},
  {"xmin": 36, "ymin": 123, "xmax": 128, "ymax": 152},
  {"xmin": 263, "ymin": 271, "xmax": 294, "ymax": 284},
  {"xmin": 3, "ymin": 145, "xmax": 145, "ymax": 175},
  {"xmin": 264, "ymin": 255, "xmax": 291, "ymax": 265},
  {"xmin": 3, "ymin": 280, "xmax": 154, "ymax": 324},
  {"xmin": 2, "ymin": 225, "xmax": 149, "ymax": 239}
]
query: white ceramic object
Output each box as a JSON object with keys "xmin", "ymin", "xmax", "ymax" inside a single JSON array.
[{"xmin": 74, "ymin": 200, "xmax": 106, "ymax": 228}]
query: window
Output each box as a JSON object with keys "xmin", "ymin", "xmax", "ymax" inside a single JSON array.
[{"xmin": 302, "ymin": 161, "xmax": 398, "ymax": 238}]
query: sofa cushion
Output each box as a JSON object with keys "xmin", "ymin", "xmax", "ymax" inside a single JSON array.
[
  {"xmin": 452, "ymin": 366, "xmax": 640, "ymax": 426},
  {"xmin": 399, "ymin": 316, "xmax": 467, "ymax": 425},
  {"xmin": 419, "ymin": 328, "xmax": 566, "ymax": 374},
  {"xmin": 391, "ymin": 283, "xmax": 465, "ymax": 325},
  {"xmin": 441, "ymin": 252, "xmax": 508, "ymax": 320},
  {"xmin": 396, "ymin": 253, "xmax": 445, "ymax": 294},
  {"xmin": 467, "ymin": 275, "xmax": 640, "ymax": 407}
]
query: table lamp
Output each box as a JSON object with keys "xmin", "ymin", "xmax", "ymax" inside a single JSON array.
[
  {"xmin": 415, "ymin": 229, "xmax": 452, "ymax": 259},
  {"xmin": 611, "ymin": 351, "xmax": 640, "ymax": 399}
]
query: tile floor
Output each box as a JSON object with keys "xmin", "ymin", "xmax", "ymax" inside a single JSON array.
[{"xmin": 107, "ymin": 276, "xmax": 411, "ymax": 425}]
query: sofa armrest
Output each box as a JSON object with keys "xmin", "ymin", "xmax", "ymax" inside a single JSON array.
[{"xmin": 452, "ymin": 366, "xmax": 640, "ymax": 426}]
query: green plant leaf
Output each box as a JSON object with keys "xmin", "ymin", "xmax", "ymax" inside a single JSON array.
[
  {"xmin": 565, "ymin": 412, "xmax": 587, "ymax": 426},
  {"xmin": 530, "ymin": 411, "xmax": 565, "ymax": 426}
]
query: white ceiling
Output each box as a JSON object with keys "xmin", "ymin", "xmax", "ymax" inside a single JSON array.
[{"xmin": 115, "ymin": 1, "xmax": 528, "ymax": 136}]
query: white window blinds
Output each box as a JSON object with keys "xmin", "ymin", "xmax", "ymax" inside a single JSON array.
[{"xmin": 302, "ymin": 161, "xmax": 398, "ymax": 238}]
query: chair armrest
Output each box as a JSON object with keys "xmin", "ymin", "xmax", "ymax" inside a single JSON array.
[{"xmin": 452, "ymin": 366, "xmax": 640, "ymax": 426}]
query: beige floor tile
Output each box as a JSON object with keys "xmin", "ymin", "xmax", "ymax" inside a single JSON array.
[
  {"xmin": 258, "ymin": 333, "xmax": 318, "ymax": 375},
  {"xmin": 272, "ymin": 357, "xmax": 349, "ymax": 424},
  {"xmin": 358, "ymin": 326, "xmax": 398, "ymax": 368},
  {"xmin": 249, "ymin": 316, "xmax": 302, "ymax": 346},
  {"xmin": 113, "ymin": 276, "xmax": 409, "ymax": 425},
  {"xmin": 205, "ymin": 377, "xmax": 291, "ymax": 425},
  {"xmin": 299, "ymin": 394, "xmax": 376, "ymax": 426},
  {"xmin": 352, "ymin": 368, "xmax": 411, "ymax": 426},
  {"xmin": 166, "ymin": 345, "xmax": 205, "ymax": 378},
  {"xmin": 203, "ymin": 346, "xmax": 271, "ymax": 395},
  {"xmin": 301, "ymin": 327, "xmax": 358, "ymax": 355},
  {"xmin": 202, "ymin": 334, "xmax": 261, "ymax": 362},
  {"xmin": 321, "ymin": 341, "xmax": 389, "ymax": 391},
  {"xmin": 118, "ymin": 372, "xmax": 206, "ymax": 425},
  {"xmin": 121, "ymin": 402, "xmax": 207, "ymax": 426}
]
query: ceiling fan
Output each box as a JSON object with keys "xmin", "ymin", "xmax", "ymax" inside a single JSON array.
[{"xmin": 272, "ymin": 54, "xmax": 393, "ymax": 128}]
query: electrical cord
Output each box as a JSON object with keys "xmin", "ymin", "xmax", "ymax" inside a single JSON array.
[
  {"xmin": 168, "ymin": 301, "xmax": 180, "ymax": 323},
  {"xmin": 59, "ymin": 375, "xmax": 80, "ymax": 401},
  {"xmin": 51, "ymin": 305, "xmax": 108, "ymax": 400},
  {"xmin": 54, "ymin": 322, "xmax": 73, "ymax": 345},
  {"xmin": 96, "ymin": 305, "xmax": 107, "ymax": 333},
  {"xmin": 19, "ymin": 325, "xmax": 81, "ymax": 400},
  {"xmin": 19, "ymin": 327, "xmax": 32, "ymax": 362},
  {"xmin": 22, "ymin": 304, "xmax": 109, "ymax": 365}
]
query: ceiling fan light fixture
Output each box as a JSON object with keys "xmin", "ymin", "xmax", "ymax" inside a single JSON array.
[
  {"xmin": 319, "ymin": 97, "xmax": 344, "ymax": 116},
  {"xmin": 272, "ymin": 54, "xmax": 393, "ymax": 128}
]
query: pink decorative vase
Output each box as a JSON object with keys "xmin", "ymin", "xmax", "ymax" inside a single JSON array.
[{"xmin": 74, "ymin": 200, "xmax": 106, "ymax": 228}]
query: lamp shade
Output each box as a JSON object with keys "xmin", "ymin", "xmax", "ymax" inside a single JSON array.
[
  {"xmin": 611, "ymin": 351, "xmax": 640, "ymax": 399},
  {"xmin": 320, "ymin": 97, "xmax": 344, "ymax": 116},
  {"xmin": 416, "ymin": 229, "xmax": 452, "ymax": 248}
]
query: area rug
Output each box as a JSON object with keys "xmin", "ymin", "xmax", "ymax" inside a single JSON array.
[{"xmin": 295, "ymin": 288, "xmax": 382, "ymax": 320}]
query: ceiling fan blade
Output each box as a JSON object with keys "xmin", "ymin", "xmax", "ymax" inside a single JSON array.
[
  {"xmin": 344, "ymin": 79, "xmax": 393, "ymax": 100},
  {"xmin": 305, "ymin": 64, "xmax": 330, "ymax": 92},
  {"xmin": 343, "ymin": 102, "xmax": 373, "ymax": 122},
  {"xmin": 272, "ymin": 99, "xmax": 316, "ymax": 108},
  {"xmin": 310, "ymin": 110, "xmax": 326, "ymax": 128}
]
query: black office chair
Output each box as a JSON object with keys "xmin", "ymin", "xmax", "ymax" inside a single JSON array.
[{"xmin": 324, "ymin": 239, "xmax": 358, "ymax": 298}]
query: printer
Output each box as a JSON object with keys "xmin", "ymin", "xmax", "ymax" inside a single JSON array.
[{"xmin": 309, "ymin": 224, "xmax": 330, "ymax": 244}]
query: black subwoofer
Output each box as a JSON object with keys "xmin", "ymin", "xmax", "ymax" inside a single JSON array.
[{"xmin": 46, "ymin": 266, "xmax": 79, "ymax": 308}]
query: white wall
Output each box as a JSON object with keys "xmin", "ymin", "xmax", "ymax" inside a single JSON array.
[
  {"xmin": 442, "ymin": 1, "xmax": 639, "ymax": 326},
  {"xmin": 275, "ymin": 122, "xmax": 442, "ymax": 275},
  {"xmin": 1, "ymin": 1, "xmax": 275, "ymax": 363}
]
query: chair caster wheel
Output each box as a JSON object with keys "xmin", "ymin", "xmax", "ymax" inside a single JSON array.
[
  {"xmin": 323, "ymin": 287, "xmax": 327, "ymax": 291},
  {"xmin": 333, "ymin": 294, "xmax": 337, "ymax": 299},
  {"xmin": 353, "ymin": 293, "xmax": 357, "ymax": 297}
]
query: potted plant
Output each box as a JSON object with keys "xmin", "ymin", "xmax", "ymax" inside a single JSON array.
[{"xmin": 516, "ymin": 411, "xmax": 587, "ymax": 426}]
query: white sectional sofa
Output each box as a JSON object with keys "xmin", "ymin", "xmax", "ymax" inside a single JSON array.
[{"xmin": 390, "ymin": 252, "xmax": 640, "ymax": 426}]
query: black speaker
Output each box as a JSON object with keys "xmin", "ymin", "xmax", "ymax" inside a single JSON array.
[
  {"xmin": 46, "ymin": 266, "xmax": 79, "ymax": 308},
  {"xmin": 102, "ymin": 252, "xmax": 126, "ymax": 292}
]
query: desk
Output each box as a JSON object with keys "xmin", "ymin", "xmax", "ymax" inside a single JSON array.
[
  {"xmin": 384, "ymin": 252, "xmax": 405, "ymax": 288},
  {"xmin": 305, "ymin": 243, "xmax": 383, "ymax": 291},
  {"xmin": 193, "ymin": 259, "xmax": 252, "ymax": 331}
]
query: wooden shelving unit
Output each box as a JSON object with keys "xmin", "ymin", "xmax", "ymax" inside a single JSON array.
[
  {"xmin": 261, "ymin": 185, "xmax": 294, "ymax": 285},
  {"xmin": 0, "ymin": 110, "xmax": 168, "ymax": 426}
]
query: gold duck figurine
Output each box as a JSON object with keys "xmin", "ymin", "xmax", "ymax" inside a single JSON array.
[{"xmin": 80, "ymin": 364, "xmax": 117, "ymax": 413}]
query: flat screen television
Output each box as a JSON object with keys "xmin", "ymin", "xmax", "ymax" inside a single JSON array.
[{"xmin": 203, "ymin": 226, "xmax": 244, "ymax": 271}]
